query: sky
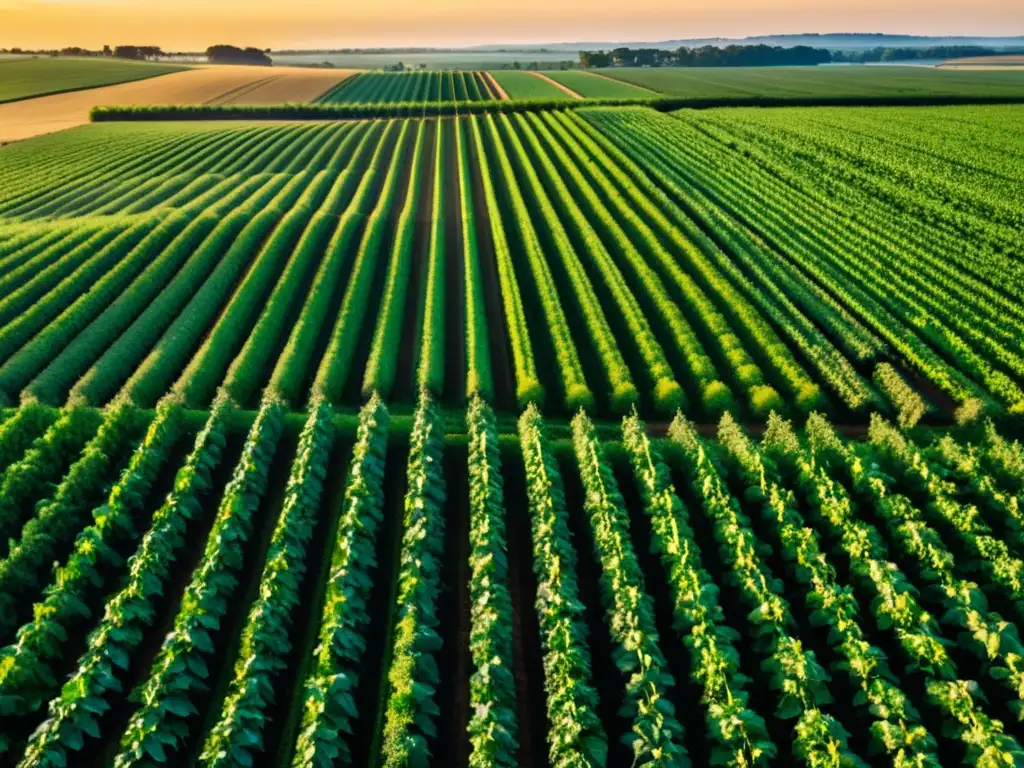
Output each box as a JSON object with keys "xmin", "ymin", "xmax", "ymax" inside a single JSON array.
[{"xmin": 2, "ymin": 0, "xmax": 1023, "ymax": 50}]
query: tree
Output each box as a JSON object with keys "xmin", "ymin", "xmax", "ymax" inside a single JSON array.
[
  {"xmin": 583, "ymin": 43, "xmax": 831, "ymax": 68},
  {"xmin": 206, "ymin": 45, "xmax": 273, "ymax": 66}
]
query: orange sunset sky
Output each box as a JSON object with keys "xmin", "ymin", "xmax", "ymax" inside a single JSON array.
[{"xmin": 2, "ymin": 0, "xmax": 1022, "ymax": 50}]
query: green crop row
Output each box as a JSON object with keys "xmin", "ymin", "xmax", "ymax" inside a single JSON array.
[
  {"xmin": 465, "ymin": 396, "xmax": 519, "ymax": 766},
  {"xmin": 113, "ymin": 393, "xmax": 284, "ymax": 767},
  {"xmin": 0, "ymin": 397, "xmax": 184, "ymax": 753},
  {"xmin": 16, "ymin": 396, "xmax": 231, "ymax": 768},
  {"xmin": 290, "ymin": 395, "xmax": 390, "ymax": 766},
  {"xmin": 378, "ymin": 391, "xmax": 447, "ymax": 766}
]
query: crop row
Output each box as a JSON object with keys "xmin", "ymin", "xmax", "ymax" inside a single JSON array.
[
  {"xmin": 318, "ymin": 70, "xmax": 500, "ymax": 104},
  {"xmin": 1, "ymin": 393, "xmax": 1024, "ymax": 765},
  {"xmin": 2, "ymin": 110, "xmax": 1022, "ymax": 422},
  {"xmin": 580, "ymin": 105, "xmax": 1024, "ymax": 420}
]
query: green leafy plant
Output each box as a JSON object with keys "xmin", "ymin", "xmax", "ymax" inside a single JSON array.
[
  {"xmin": 621, "ymin": 411, "xmax": 774, "ymax": 766},
  {"xmin": 466, "ymin": 396, "xmax": 518, "ymax": 767},
  {"xmin": 379, "ymin": 390, "xmax": 447, "ymax": 767},
  {"xmin": 16, "ymin": 394, "xmax": 232, "ymax": 768},
  {"xmin": 571, "ymin": 410, "xmax": 686, "ymax": 764},
  {"xmin": 517, "ymin": 404, "xmax": 607, "ymax": 767},
  {"xmin": 201, "ymin": 396, "xmax": 334, "ymax": 767},
  {"xmin": 113, "ymin": 393, "xmax": 284, "ymax": 768},
  {"xmin": 0, "ymin": 395, "xmax": 184, "ymax": 745},
  {"xmin": 291, "ymin": 394, "xmax": 390, "ymax": 767}
]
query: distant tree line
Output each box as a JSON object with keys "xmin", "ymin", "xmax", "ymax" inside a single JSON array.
[
  {"xmin": 496, "ymin": 61, "xmax": 576, "ymax": 70},
  {"xmin": 376, "ymin": 60, "xmax": 575, "ymax": 72},
  {"xmin": 579, "ymin": 45, "xmax": 832, "ymax": 68},
  {"xmin": 576, "ymin": 43, "xmax": 1024, "ymax": 68},
  {"xmin": 273, "ymin": 47, "xmax": 562, "ymax": 55},
  {"xmin": 113, "ymin": 46, "xmax": 165, "ymax": 61},
  {"xmin": 831, "ymin": 45, "xmax": 1024, "ymax": 62},
  {"xmin": 206, "ymin": 45, "xmax": 273, "ymax": 66},
  {"xmin": 0, "ymin": 44, "xmax": 272, "ymax": 66}
]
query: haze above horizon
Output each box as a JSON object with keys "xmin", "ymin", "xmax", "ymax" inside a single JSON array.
[{"xmin": 2, "ymin": 0, "xmax": 1022, "ymax": 51}]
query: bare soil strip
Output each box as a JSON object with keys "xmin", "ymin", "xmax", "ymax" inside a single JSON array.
[
  {"xmin": 482, "ymin": 71, "xmax": 510, "ymax": 101},
  {"xmin": 528, "ymin": 71, "xmax": 584, "ymax": 100}
]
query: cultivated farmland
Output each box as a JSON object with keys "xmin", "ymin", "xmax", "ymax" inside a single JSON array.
[
  {"xmin": 489, "ymin": 70, "xmax": 575, "ymax": 99},
  {"xmin": 598, "ymin": 63, "xmax": 1024, "ymax": 98},
  {"xmin": 1, "ymin": 81, "xmax": 1024, "ymax": 768},
  {"xmin": 0, "ymin": 66, "xmax": 356, "ymax": 143},
  {"xmin": 542, "ymin": 69, "xmax": 656, "ymax": 98},
  {"xmin": 1, "ymin": 109, "xmax": 1020, "ymax": 421},
  {"xmin": 1, "ymin": 381, "xmax": 1024, "ymax": 767},
  {"xmin": 0, "ymin": 57, "xmax": 186, "ymax": 103},
  {"xmin": 317, "ymin": 70, "xmax": 501, "ymax": 102}
]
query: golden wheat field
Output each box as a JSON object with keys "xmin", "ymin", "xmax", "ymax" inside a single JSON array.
[{"xmin": 0, "ymin": 65, "xmax": 356, "ymax": 142}]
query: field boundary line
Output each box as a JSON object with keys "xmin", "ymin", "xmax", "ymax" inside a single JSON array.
[
  {"xmin": 90, "ymin": 93, "xmax": 1024, "ymax": 123},
  {"xmin": 581, "ymin": 69, "xmax": 661, "ymax": 94},
  {"xmin": 310, "ymin": 69, "xmax": 359, "ymax": 101},
  {"xmin": 482, "ymin": 72, "xmax": 510, "ymax": 100},
  {"xmin": 0, "ymin": 66, "xmax": 188, "ymax": 106},
  {"xmin": 528, "ymin": 71, "xmax": 583, "ymax": 99}
]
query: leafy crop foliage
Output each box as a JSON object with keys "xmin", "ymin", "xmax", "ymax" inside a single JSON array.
[
  {"xmin": 1, "ymin": 98, "xmax": 1023, "ymax": 767},
  {"xmin": 3, "ymin": 107, "xmax": 1022, "ymax": 421},
  {"xmin": 0, "ymin": 390, "xmax": 1020, "ymax": 765},
  {"xmin": 318, "ymin": 70, "xmax": 498, "ymax": 104}
]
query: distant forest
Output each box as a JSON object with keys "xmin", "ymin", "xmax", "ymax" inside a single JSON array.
[
  {"xmin": 0, "ymin": 44, "xmax": 273, "ymax": 66},
  {"xmin": 832, "ymin": 45, "xmax": 1024, "ymax": 62},
  {"xmin": 578, "ymin": 45, "xmax": 830, "ymax": 68},
  {"xmin": 577, "ymin": 44, "xmax": 1024, "ymax": 68}
]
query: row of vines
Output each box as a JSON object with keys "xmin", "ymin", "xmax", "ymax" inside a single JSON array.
[
  {"xmin": 0, "ymin": 388, "xmax": 1022, "ymax": 765},
  {"xmin": 5, "ymin": 109, "xmax": 1020, "ymax": 424},
  {"xmin": 317, "ymin": 71, "xmax": 503, "ymax": 104}
]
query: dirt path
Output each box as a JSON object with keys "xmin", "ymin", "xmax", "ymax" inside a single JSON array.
[
  {"xmin": 585, "ymin": 69, "xmax": 660, "ymax": 94},
  {"xmin": 481, "ymin": 71, "xmax": 509, "ymax": 101},
  {"xmin": 528, "ymin": 71, "xmax": 583, "ymax": 100}
]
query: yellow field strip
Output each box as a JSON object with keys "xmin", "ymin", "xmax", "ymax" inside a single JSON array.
[{"xmin": 0, "ymin": 66, "xmax": 357, "ymax": 143}]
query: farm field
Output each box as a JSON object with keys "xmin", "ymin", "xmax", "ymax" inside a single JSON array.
[
  {"xmin": 0, "ymin": 384, "xmax": 1023, "ymax": 766},
  {"xmin": 940, "ymin": 54, "xmax": 1024, "ymax": 65},
  {"xmin": 1, "ymin": 108, "xmax": 1022, "ymax": 423},
  {"xmin": 542, "ymin": 69, "xmax": 656, "ymax": 98},
  {"xmin": 940, "ymin": 55, "xmax": 1024, "ymax": 70},
  {"xmin": 203, "ymin": 68, "xmax": 358, "ymax": 104},
  {"xmin": 599, "ymin": 63, "xmax": 1024, "ymax": 97},
  {"xmin": 0, "ymin": 57, "xmax": 186, "ymax": 103},
  {"xmin": 489, "ymin": 70, "xmax": 574, "ymax": 99},
  {"xmin": 2, "ymin": 75, "xmax": 1024, "ymax": 768},
  {"xmin": 0, "ymin": 66, "xmax": 356, "ymax": 143},
  {"xmin": 317, "ymin": 70, "xmax": 501, "ymax": 102},
  {"xmin": 273, "ymin": 49, "xmax": 580, "ymax": 70}
]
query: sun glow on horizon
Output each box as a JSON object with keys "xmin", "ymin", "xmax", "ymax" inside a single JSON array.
[{"xmin": 2, "ymin": 0, "xmax": 1022, "ymax": 51}]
